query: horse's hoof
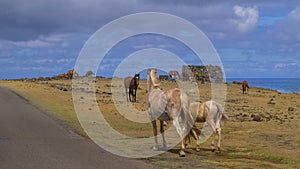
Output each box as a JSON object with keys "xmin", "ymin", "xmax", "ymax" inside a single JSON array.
[
  {"xmin": 211, "ymin": 148, "xmax": 216, "ymax": 152},
  {"xmin": 179, "ymin": 150, "xmax": 186, "ymax": 157},
  {"xmin": 217, "ymin": 148, "xmax": 221, "ymax": 154},
  {"xmin": 196, "ymin": 147, "xmax": 200, "ymax": 152},
  {"xmin": 151, "ymin": 146, "xmax": 159, "ymax": 151}
]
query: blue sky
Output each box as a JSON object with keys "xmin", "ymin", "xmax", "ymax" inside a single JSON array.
[{"xmin": 0, "ymin": 0, "xmax": 299, "ymax": 79}]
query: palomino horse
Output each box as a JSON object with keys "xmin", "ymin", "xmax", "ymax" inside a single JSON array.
[
  {"xmin": 186, "ymin": 100, "xmax": 226, "ymax": 153},
  {"xmin": 147, "ymin": 68, "xmax": 193, "ymax": 157},
  {"xmin": 124, "ymin": 74, "xmax": 140, "ymax": 102},
  {"xmin": 242, "ymin": 80, "xmax": 250, "ymax": 94},
  {"xmin": 169, "ymin": 70, "xmax": 180, "ymax": 80}
]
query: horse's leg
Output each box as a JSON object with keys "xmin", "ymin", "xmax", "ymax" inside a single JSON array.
[
  {"xmin": 173, "ymin": 118, "xmax": 185, "ymax": 157},
  {"xmin": 129, "ymin": 89, "xmax": 132, "ymax": 102},
  {"xmin": 211, "ymin": 133, "xmax": 216, "ymax": 152},
  {"xmin": 151, "ymin": 120, "xmax": 159, "ymax": 150},
  {"xmin": 160, "ymin": 120, "xmax": 167, "ymax": 148},
  {"xmin": 125, "ymin": 88, "xmax": 129, "ymax": 101},
  {"xmin": 216, "ymin": 127, "xmax": 221, "ymax": 153},
  {"xmin": 133, "ymin": 88, "xmax": 137, "ymax": 102}
]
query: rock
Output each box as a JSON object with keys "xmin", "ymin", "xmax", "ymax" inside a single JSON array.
[
  {"xmin": 227, "ymin": 99, "xmax": 238, "ymax": 103},
  {"xmin": 232, "ymin": 81, "xmax": 242, "ymax": 85},
  {"xmin": 288, "ymin": 107, "xmax": 294, "ymax": 111},
  {"xmin": 267, "ymin": 98, "xmax": 275, "ymax": 104},
  {"xmin": 253, "ymin": 115, "xmax": 262, "ymax": 122}
]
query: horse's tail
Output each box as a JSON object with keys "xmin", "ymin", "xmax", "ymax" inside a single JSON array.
[
  {"xmin": 214, "ymin": 101, "xmax": 229, "ymax": 127},
  {"xmin": 180, "ymin": 90, "xmax": 194, "ymax": 135}
]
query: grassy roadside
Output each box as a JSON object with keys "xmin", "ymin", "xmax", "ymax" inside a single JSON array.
[
  {"xmin": 1, "ymin": 79, "xmax": 299, "ymax": 168},
  {"xmin": 0, "ymin": 80, "xmax": 87, "ymax": 137}
]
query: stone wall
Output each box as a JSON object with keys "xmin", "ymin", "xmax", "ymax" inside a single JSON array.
[
  {"xmin": 181, "ymin": 65, "xmax": 224, "ymax": 83},
  {"xmin": 159, "ymin": 75, "xmax": 169, "ymax": 81}
]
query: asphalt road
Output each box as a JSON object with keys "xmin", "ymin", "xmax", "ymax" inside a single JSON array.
[{"xmin": 0, "ymin": 87, "xmax": 156, "ymax": 169}]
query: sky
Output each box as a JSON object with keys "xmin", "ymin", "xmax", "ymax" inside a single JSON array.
[{"xmin": 0, "ymin": 0, "xmax": 299, "ymax": 79}]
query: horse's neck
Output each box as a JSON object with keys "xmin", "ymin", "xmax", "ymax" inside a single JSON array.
[
  {"xmin": 148, "ymin": 82, "xmax": 155, "ymax": 92},
  {"xmin": 147, "ymin": 76, "xmax": 159, "ymax": 92},
  {"xmin": 133, "ymin": 79, "xmax": 138, "ymax": 86}
]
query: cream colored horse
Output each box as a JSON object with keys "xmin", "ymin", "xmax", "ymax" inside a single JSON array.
[
  {"xmin": 147, "ymin": 68, "xmax": 193, "ymax": 157},
  {"xmin": 187, "ymin": 101, "xmax": 226, "ymax": 153}
]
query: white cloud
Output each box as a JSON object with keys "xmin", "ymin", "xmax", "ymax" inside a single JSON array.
[
  {"xmin": 275, "ymin": 63, "xmax": 300, "ymax": 69},
  {"xmin": 289, "ymin": 7, "xmax": 300, "ymax": 20},
  {"xmin": 9, "ymin": 33, "xmax": 76, "ymax": 48},
  {"xmin": 231, "ymin": 5, "xmax": 259, "ymax": 33},
  {"xmin": 12, "ymin": 39, "xmax": 53, "ymax": 48}
]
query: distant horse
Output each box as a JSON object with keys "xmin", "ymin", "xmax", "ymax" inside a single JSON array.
[
  {"xmin": 169, "ymin": 70, "xmax": 180, "ymax": 80},
  {"xmin": 124, "ymin": 74, "xmax": 140, "ymax": 102},
  {"xmin": 192, "ymin": 71, "xmax": 199, "ymax": 81},
  {"xmin": 147, "ymin": 68, "xmax": 193, "ymax": 157},
  {"xmin": 57, "ymin": 73, "xmax": 67, "ymax": 80},
  {"xmin": 186, "ymin": 101, "xmax": 226, "ymax": 153},
  {"xmin": 84, "ymin": 70, "xmax": 94, "ymax": 77},
  {"xmin": 242, "ymin": 80, "xmax": 250, "ymax": 94},
  {"xmin": 67, "ymin": 69, "xmax": 78, "ymax": 79}
]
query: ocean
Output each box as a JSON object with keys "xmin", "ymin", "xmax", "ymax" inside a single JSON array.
[{"xmin": 226, "ymin": 78, "xmax": 300, "ymax": 94}]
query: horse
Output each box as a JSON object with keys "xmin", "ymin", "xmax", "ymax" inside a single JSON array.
[
  {"xmin": 147, "ymin": 68, "xmax": 193, "ymax": 157},
  {"xmin": 57, "ymin": 73, "xmax": 67, "ymax": 80},
  {"xmin": 185, "ymin": 100, "xmax": 226, "ymax": 153},
  {"xmin": 67, "ymin": 69, "xmax": 78, "ymax": 79},
  {"xmin": 169, "ymin": 70, "xmax": 180, "ymax": 80},
  {"xmin": 242, "ymin": 80, "xmax": 250, "ymax": 94},
  {"xmin": 192, "ymin": 71, "xmax": 199, "ymax": 81},
  {"xmin": 124, "ymin": 74, "xmax": 140, "ymax": 102},
  {"xmin": 84, "ymin": 70, "xmax": 94, "ymax": 77}
]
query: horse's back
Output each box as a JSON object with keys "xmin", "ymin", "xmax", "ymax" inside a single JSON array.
[
  {"xmin": 124, "ymin": 76, "xmax": 132, "ymax": 88},
  {"xmin": 148, "ymin": 89, "xmax": 168, "ymax": 120}
]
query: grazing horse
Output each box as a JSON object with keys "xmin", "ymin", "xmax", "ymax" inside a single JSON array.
[
  {"xmin": 124, "ymin": 74, "xmax": 140, "ymax": 102},
  {"xmin": 67, "ymin": 69, "xmax": 78, "ymax": 79},
  {"xmin": 147, "ymin": 68, "xmax": 193, "ymax": 157},
  {"xmin": 169, "ymin": 70, "xmax": 180, "ymax": 80},
  {"xmin": 186, "ymin": 101, "xmax": 226, "ymax": 153},
  {"xmin": 242, "ymin": 80, "xmax": 250, "ymax": 94},
  {"xmin": 58, "ymin": 73, "xmax": 67, "ymax": 80}
]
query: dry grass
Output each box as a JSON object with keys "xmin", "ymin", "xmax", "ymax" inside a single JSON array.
[{"xmin": 1, "ymin": 78, "xmax": 299, "ymax": 168}]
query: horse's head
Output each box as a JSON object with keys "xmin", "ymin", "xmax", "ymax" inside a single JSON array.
[
  {"xmin": 134, "ymin": 73, "xmax": 140, "ymax": 85},
  {"xmin": 150, "ymin": 69, "xmax": 160, "ymax": 87}
]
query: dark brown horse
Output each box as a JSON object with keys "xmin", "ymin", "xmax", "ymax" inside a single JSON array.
[
  {"xmin": 242, "ymin": 80, "xmax": 250, "ymax": 94},
  {"xmin": 124, "ymin": 74, "xmax": 140, "ymax": 102}
]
